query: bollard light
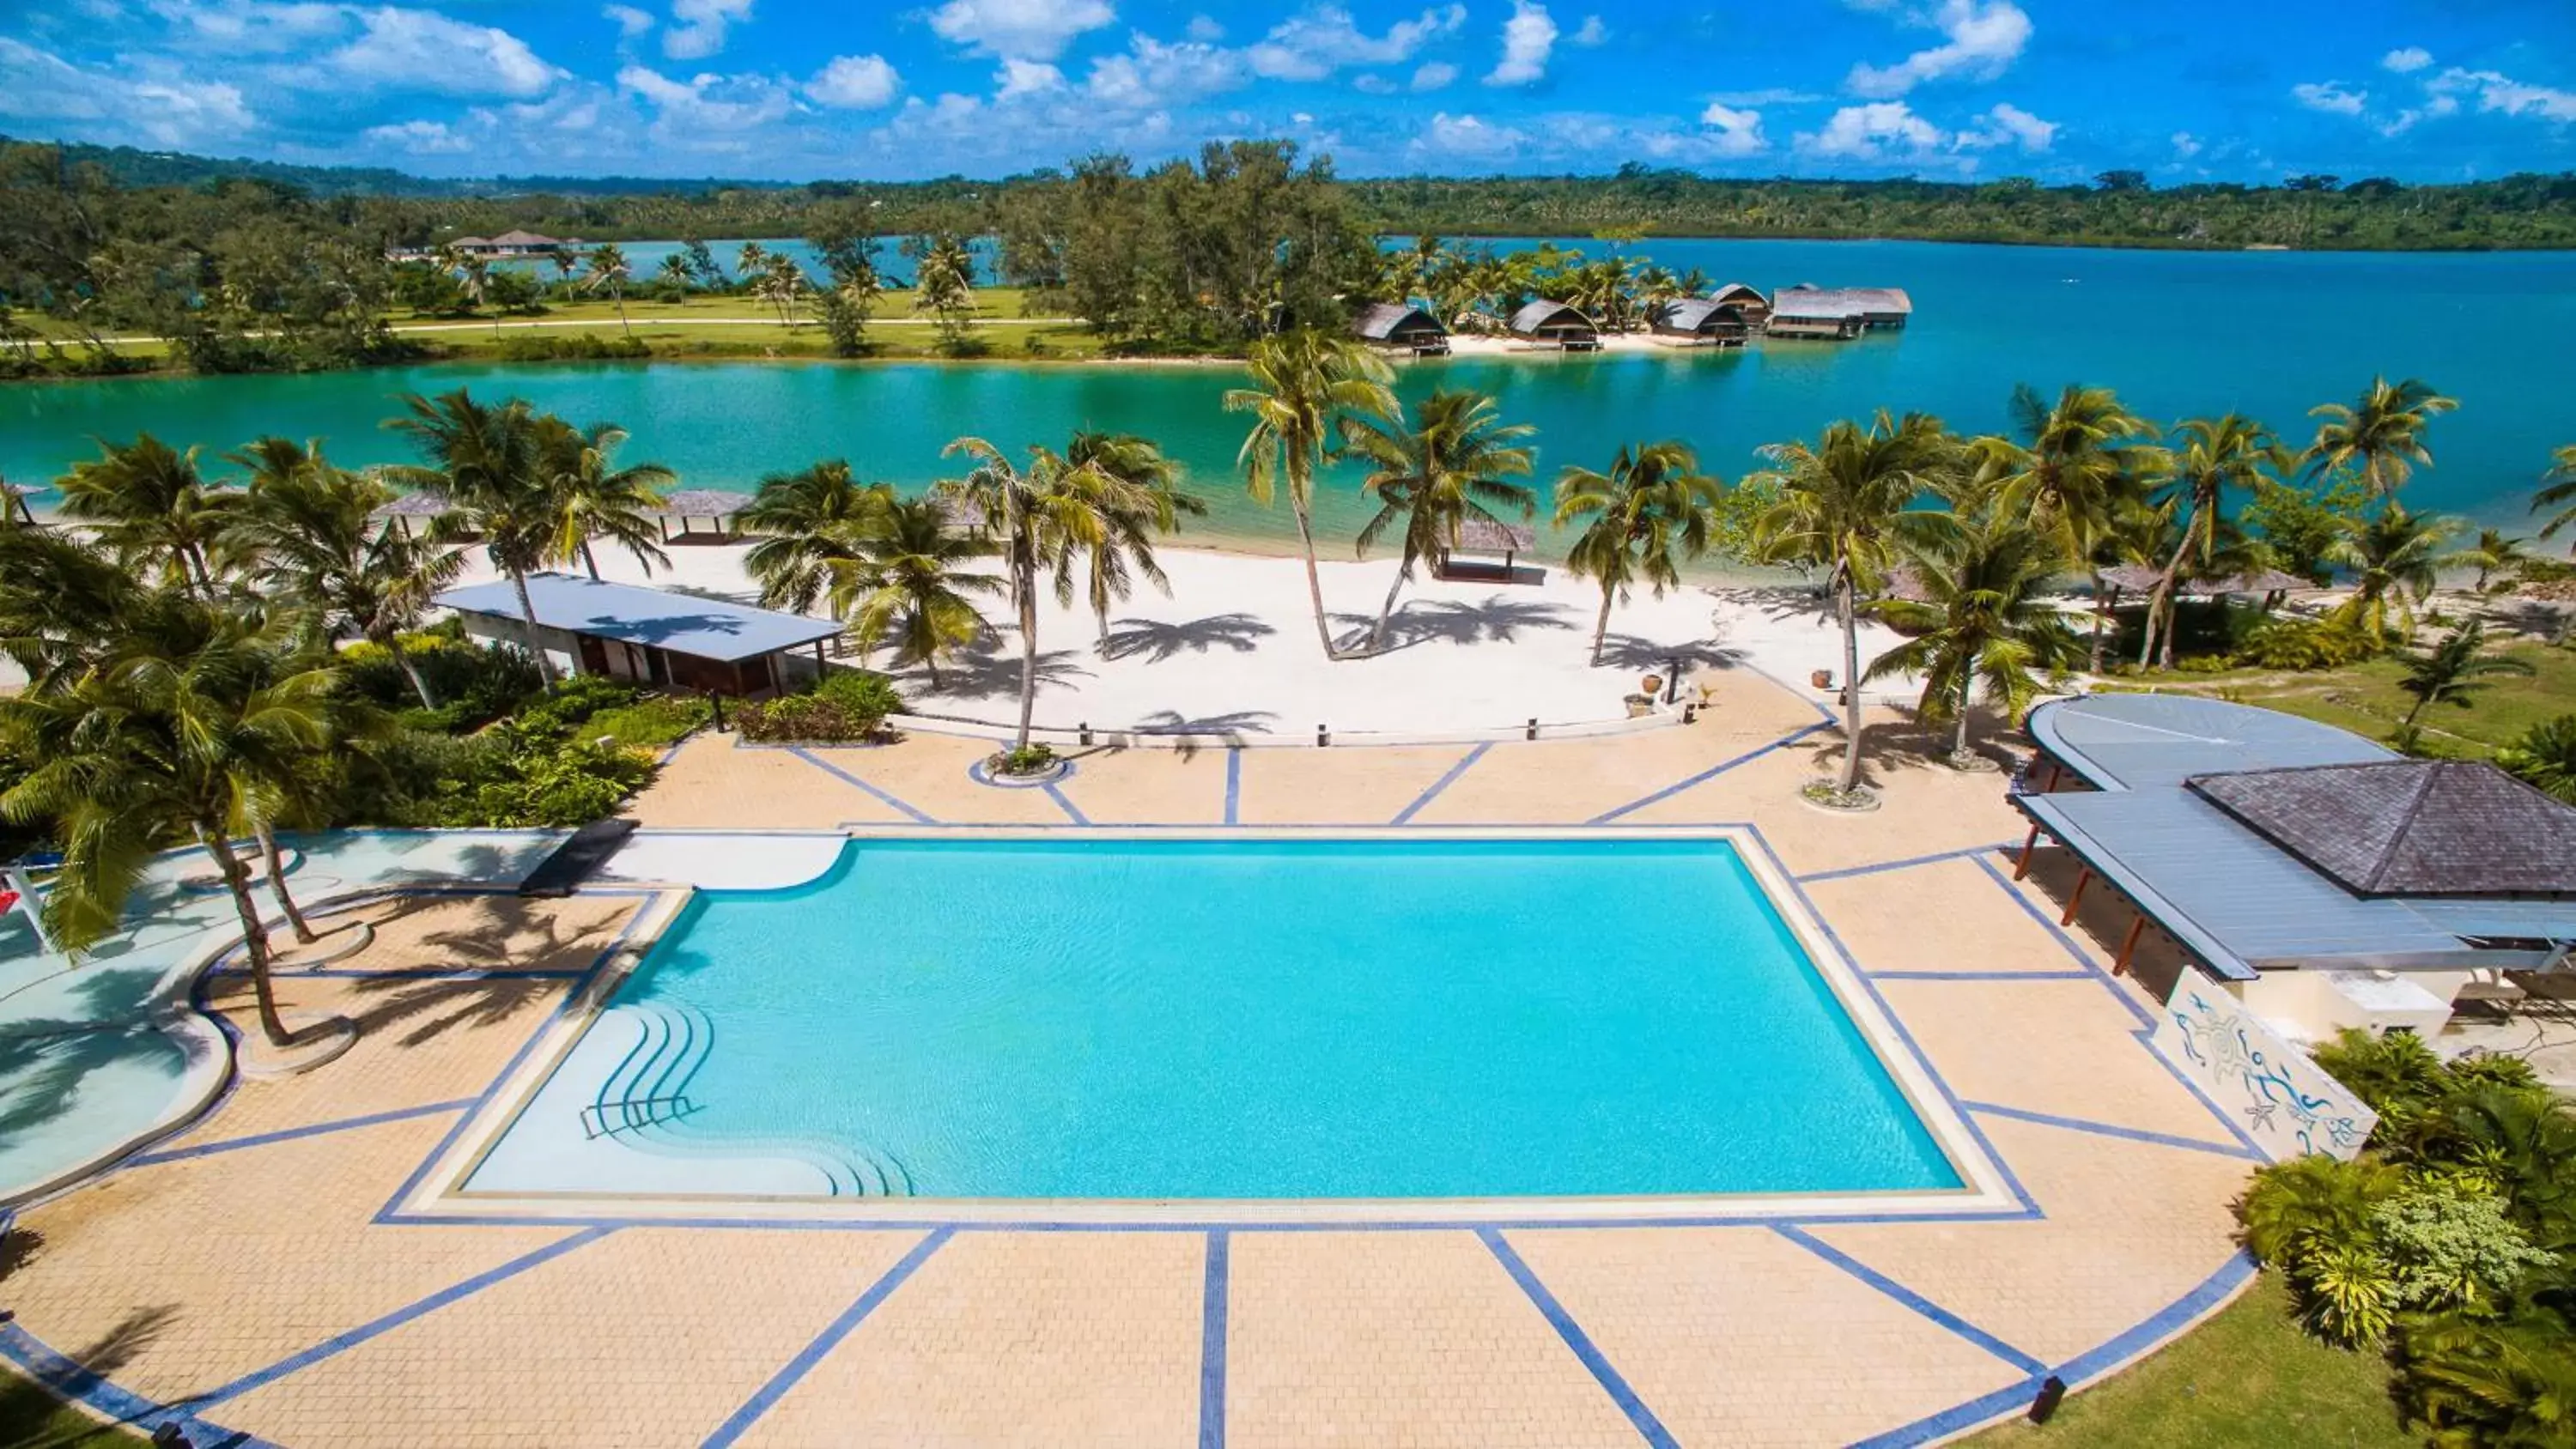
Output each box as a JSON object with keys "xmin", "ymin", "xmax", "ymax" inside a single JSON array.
[{"xmin": 2027, "ymin": 1375, "xmax": 2067, "ymax": 1424}]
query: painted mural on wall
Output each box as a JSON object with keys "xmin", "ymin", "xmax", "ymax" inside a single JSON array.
[{"xmin": 2152, "ymin": 986, "xmax": 2377, "ymax": 1162}]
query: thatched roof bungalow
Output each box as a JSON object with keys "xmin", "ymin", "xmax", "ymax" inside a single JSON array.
[
  {"xmin": 1507, "ymin": 300, "xmax": 1601, "ymax": 351},
  {"xmin": 653, "ymin": 489, "xmax": 754, "ymax": 543},
  {"xmin": 1648, "ymin": 299, "xmax": 1750, "ymax": 347},
  {"xmin": 1704, "ymin": 282, "xmax": 1771, "ymax": 327},
  {"xmin": 1774, "ymin": 284, "xmax": 1913, "ymax": 333},
  {"xmin": 1352, "ymin": 302, "xmax": 1450, "ymax": 356},
  {"xmin": 1434, "ymin": 516, "xmax": 1537, "ymax": 579},
  {"xmin": 1765, "ymin": 288, "xmax": 1867, "ymax": 340}
]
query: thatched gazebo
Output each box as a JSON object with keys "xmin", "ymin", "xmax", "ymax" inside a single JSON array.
[
  {"xmin": 653, "ymin": 489, "xmax": 753, "ymax": 543},
  {"xmin": 1434, "ymin": 517, "xmax": 1536, "ymax": 579}
]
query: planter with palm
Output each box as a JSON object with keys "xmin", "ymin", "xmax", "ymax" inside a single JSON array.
[
  {"xmin": 1224, "ymin": 330, "xmax": 1396, "ymax": 659},
  {"xmin": 1552, "ymin": 441, "xmax": 1719, "ymax": 666},
  {"xmin": 1337, "ymin": 390, "xmax": 1539, "ymax": 653},
  {"xmin": 1749, "ymin": 410, "xmax": 1959, "ymax": 801},
  {"xmin": 937, "ymin": 438, "xmax": 1128, "ymax": 757},
  {"xmin": 1866, "ymin": 510, "xmax": 2086, "ymax": 766}
]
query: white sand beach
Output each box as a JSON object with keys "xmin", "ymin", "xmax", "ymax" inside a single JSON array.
[{"xmin": 446, "ymin": 542, "xmax": 1914, "ymax": 737}]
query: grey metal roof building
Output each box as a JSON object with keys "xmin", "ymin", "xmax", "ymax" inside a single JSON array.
[
  {"xmin": 432, "ymin": 573, "xmax": 841, "ymax": 695},
  {"xmin": 2014, "ymin": 694, "xmax": 2576, "ymax": 984}
]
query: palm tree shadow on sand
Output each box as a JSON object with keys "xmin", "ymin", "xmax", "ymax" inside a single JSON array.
[
  {"xmin": 1100, "ymin": 613, "xmax": 1276, "ymax": 664},
  {"xmin": 1328, "ymin": 594, "xmax": 1577, "ymax": 654},
  {"xmin": 1592, "ymin": 634, "xmax": 1749, "ymax": 676},
  {"xmin": 896, "ymin": 640, "xmax": 1094, "ymax": 702}
]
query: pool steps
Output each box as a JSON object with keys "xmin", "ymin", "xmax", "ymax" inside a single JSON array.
[{"xmin": 583, "ymin": 1001, "xmax": 908, "ymax": 1197}]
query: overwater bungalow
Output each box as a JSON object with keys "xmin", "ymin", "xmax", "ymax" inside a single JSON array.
[
  {"xmin": 448, "ymin": 230, "xmax": 582, "ymax": 258},
  {"xmin": 1704, "ymin": 282, "xmax": 1771, "ymax": 329},
  {"xmin": 1648, "ymin": 299, "xmax": 1751, "ymax": 348},
  {"xmin": 1765, "ymin": 288, "xmax": 1868, "ymax": 340},
  {"xmin": 1772, "ymin": 284, "xmax": 1913, "ymax": 335},
  {"xmin": 1507, "ymin": 300, "xmax": 1601, "ymax": 351},
  {"xmin": 1352, "ymin": 302, "xmax": 1451, "ymax": 357}
]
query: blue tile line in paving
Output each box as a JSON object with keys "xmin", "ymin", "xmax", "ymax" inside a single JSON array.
[
  {"xmin": 698, "ymin": 1227, "xmax": 955, "ymax": 1449},
  {"xmin": 1771, "ymin": 1224, "xmax": 2050, "ymax": 1378},
  {"xmin": 785, "ymin": 746, "xmax": 938, "ymax": 824},
  {"xmin": 1389, "ymin": 743, "xmax": 1492, "ymax": 825},
  {"xmin": 1222, "ymin": 749, "xmax": 1243, "ymax": 825},
  {"xmin": 1961, "ymin": 1100, "xmax": 2260, "ymax": 1161},
  {"xmin": 1198, "ymin": 1228, "xmax": 1230, "ymax": 1449},
  {"xmin": 1796, "ymin": 842, "xmax": 2014, "ymax": 882},
  {"xmin": 1479, "ymin": 1228, "xmax": 1680, "ymax": 1449},
  {"xmin": 1586, "ymin": 724, "xmax": 1828, "ymax": 824},
  {"xmin": 128, "ymin": 1099, "xmax": 477, "ymax": 1167}
]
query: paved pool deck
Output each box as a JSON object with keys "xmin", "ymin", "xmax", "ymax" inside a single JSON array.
[{"xmin": 0, "ymin": 669, "xmax": 2263, "ymax": 1448}]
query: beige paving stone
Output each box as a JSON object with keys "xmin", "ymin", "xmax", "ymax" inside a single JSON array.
[
  {"xmin": 7, "ymin": 1115, "xmax": 568, "ymax": 1405},
  {"xmin": 1502, "ymin": 1226, "xmax": 2032, "ymax": 1447},
  {"xmin": 1419, "ymin": 713, "xmax": 1815, "ymax": 827},
  {"xmin": 1053, "ymin": 743, "xmax": 1231, "ymax": 824},
  {"xmin": 1801, "ymin": 857, "xmax": 2091, "ymax": 976},
  {"xmin": 1877, "ymin": 976, "xmax": 2242, "ymax": 1146},
  {"xmin": 629, "ymin": 735, "xmax": 915, "ymax": 828},
  {"xmin": 1231, "ymin": 744, "xmax": 1475, "ymax": 825},
  {"xmin": 215, "ymin": 1227, "xmax": 927, "ymax": 1449},
  {"xmin": 1225, "ymin": 1231, "xmax": 1640, "ymax": 1449},
  {"xmin": 739, "ymin": 1230, "xmax": 1201, "ymax": 1449},
  {"xmin": 1808, "ymin": 1114, "xmax": 2257, "ymax": 1365},
  {"xmin": 807, "ymin": 736, "xmax": 1066, "ymax": 825}
]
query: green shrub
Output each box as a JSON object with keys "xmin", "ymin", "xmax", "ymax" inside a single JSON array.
[
  {"xmin": 518, "ymin": 675, "xmax": 643, "ymax": 731},
  {"xmin": 340, "ymin": 624, "xmax": 544, "ymax": 731},
  {"xmin": 584, "ymin": 695, "xmax": 713, "ymax": 749},
  {"xmin": 2371, "ymin": 1182, "xmax": 2557, "ymax": 1313},
  {"xmin": 492, "ymin": 332, "xmax": 651, "ymax": 361},
  {"xmin": 735, "ymin": 670, "xmax": 902, "ymax": 743},
  {"xmin": 991, "ymin": 742, "xmax": 1058, "ymax": 776},
  {"xmin": 2497, "ymin": 714, "xmax": 2576, "ymax": 804},
  {"xmin": 2241, "ymin": 615, "xmax": 2385, "ymax": 671}
]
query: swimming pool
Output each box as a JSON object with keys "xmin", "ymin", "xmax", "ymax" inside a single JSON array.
[{"xmin": 456, "ymin": 832, "xmax": 1981, "ymax": 1211}]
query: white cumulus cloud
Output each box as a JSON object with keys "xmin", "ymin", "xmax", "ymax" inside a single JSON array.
[
  {"xmin": 2171, "ymin": 130, "xmax": 2202, "ymax": 158},
  {"xmin": 928, "ymin": 0, "xmax": 1115, "ymax": 62},
  {"xmin": 1413, "ymin": 111, "xmax": 1526, "ymax": 157},
  {"xmin": 2382, "ymin": 46, "xmax": 2433, "ymax": 74},
  {"xmin": 2428, "ymin": 66, "xmax": 2576, "ymax": 122},
  {"xmin": 661, "ymin": 0, "xmax": 752, "ymax": 60},
  {"xmin": 0, "ymin": 37, "xmax": 258, "ymax": 146},
  {"xmin": 1248, "ymin": 5, "xmax": 1464, "ymax": 82},
  {"xmin": 1696, "ymin": 100, "xmax": 1766, "ymax": 156},
  {"xmin": 2292, "ymin": 80, "xmax": 2367, "ymax": 115},
  {"xmin": 1848, "ymin": 0, "xmax": 2031, "ymax": 98},
  {"xmin": 363, "ymin": 117, "xmax": 470, "ymax": 152},
  {"xmin": 1086, "ymin": 34, "xmax": 1244, "ymax": 107},
  {"xmin": 1797, "ymin": 100, "xmax": 1946, "ymax": 160},
  {"xmin": 328, "ymin": 7, "xmax": 565, "ymax": 98},
  {"xmin": 994, "ymin": 57, "xmax": 1064, "ymax": 99},
  {"xmin": 616, "ymin": 63, "xmax": 791, "ymax": 134},
  {"xmin": 1955, "ymin": 100, "xmax": 2054, "ymax": 151},
  {"xmin": 806, "ymin": 52, "xmax": 897, "ymax": 108},
  {"xmin": 1412, "ymin": 60, "xmax": 1457, "ymax": 92},
  {"xmin": 604, "ymin": 3, "xmax": 653, "ymax": 38},
  {"xmin": 1485, "ymin": 0, "xmax": 1557, "ymax": 86},
  {"xmin": 1570, "ymin": 15, "xmax": 1607, "ymax": 45}
]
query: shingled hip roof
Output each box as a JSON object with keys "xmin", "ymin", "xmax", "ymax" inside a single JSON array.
[{"xmin": 2189, "ymin": 761, "xmax": 2576, "ymax": 899}]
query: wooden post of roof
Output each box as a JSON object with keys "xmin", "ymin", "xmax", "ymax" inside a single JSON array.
[
  {"xmin": 2113, "ymin": 913, "xmax": 2147, "ymax": 977},
  {"xmin": 2061, "ymin": 867, "xmax": 2092, "ymax": 926}
]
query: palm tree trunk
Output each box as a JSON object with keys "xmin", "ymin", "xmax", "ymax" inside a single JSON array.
[
  {"xmin": 387, "ymin": 634, "xmax": 438, "ymax": 709},
  {"xmin": 2140, "ymin": 512, "xmax": 2197, "ymax": 669},
  {"xmin": 1836, "ymin": 569, "xmax": 1864, "ymax": 793},
  {"xmin": 204, "ymin": 829, "xmax": 293, "ymax": 1047},
  {"xmin": 1955, "ymin": 668, "xmax": 1975, "ymax": 760},
  {"xmin": 1290, "ymin": 489, "xmax": 1340, "ymax": 660},
  {"xmin": 258, "ymin": 824, "xmax": 316, "ymax": 944},
  {"xmin": 1370, "ymin": 557, "xmax": 1409, "ymax": 653},
  {"xmin": 1591, "ymin": 586, "xmax": 1615, "ymax": 667},
  {"xmin": 509, "ymin": 567, "xmax": 561, "ymax": 688},
  {"xmin": 1013, "ymin": 561, "xmax": 1039, "ymax": 753},
  {"xmin": 581, "ymin": 541, "xmax": 602, "ymax": 580},
  {"xmin": 615, "ymin": 288, "xmax": 631, "ymax": 338},
  {"xmin": 2087, "ymin": 570, "xmax": 2109, "ymax": 673}
]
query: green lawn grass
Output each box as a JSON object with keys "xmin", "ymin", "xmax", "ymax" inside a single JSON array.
[
  {"xmin": 1964, "ymin": 1274, "xmax": 2415, "ymax": 1448},
  {"xmin": 0, "ymin": 1372, "xmax": 150, "ymax": 1448},
  {"xmin": 2120, "ymin": 636, "xmax": 2576, "ymax": 760}
]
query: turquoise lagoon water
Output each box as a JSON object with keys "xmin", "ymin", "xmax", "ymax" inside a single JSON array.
[
  {"xmin": 540, "ymin": 835, "xmax": 1957, "ymax": 1200},
  {"xmin": 5, "ymin": 239, "xmax": 2570, "ymax": 547}
]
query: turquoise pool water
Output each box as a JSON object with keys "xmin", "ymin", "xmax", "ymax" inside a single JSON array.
[{"xmin": 556, "ymin": 835, "xmax": 1957, "ymax": 1200}]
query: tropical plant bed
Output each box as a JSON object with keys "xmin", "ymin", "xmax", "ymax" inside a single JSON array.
[
  {"xmin": 1798, "ymin": 780, "xmax": 1881, "ymax": 812},
  {"xmin": 981, "ymin": 743, "xmax": 1066, "ymax": 783}
]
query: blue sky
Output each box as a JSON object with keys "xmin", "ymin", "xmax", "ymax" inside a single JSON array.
[{"xmin": 2, "ymin": 0, "xmax": 2572, "ymax": 182}]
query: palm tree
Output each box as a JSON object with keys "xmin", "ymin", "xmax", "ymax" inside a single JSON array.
[
  {"xmin": 532, "ymin": 416, "xmax": 674, "ymax": 579},
  {"xmin": 55, "ymin": 433, "xmax": 239, "ymax": 596},
  {"xmin": 1336, "ymin": 389, "xmax": 1540, "ymax": 653},
  {"xmin": 436, "ymin": 244, "xmax": 495, "ymax": 336},
  {"xmin": 761, "ymin": 252, "xmax": 809, "ymax": 329},
  {"xmin": 1552, "ymin": 441, "xmax": 1720, "ymax": 665},
  {"xmin": 218, "ymin": 440, "xmax": 462, "ymax": 710},
  {"xmin": 823, "ymin": 496, "xmax": 999, "ymax": 686},
  {"xmin": 1750, "ymin": 410, "xmax": 1959, "ymax": 796},
  {"xmin": 2393, "ymin": 620, "xmax": 2534, "ymax": 739},
  {"xmin": 2452, "ymin": 526, "xmax": 2535, "ymax": 593},
  {"xmin": 1060, "ymin": 431, "xmax": 1202, "ymax": 649},
  {"xmin": 738, "ymin": 461, "xmax": 893, "ymax": 613},
  {"xmin": 2306, "ymin": 376, "xmax": 2458, "ymax": 505},
  {"xmin": 938, "ymin": 438, "xmax": 1125, "ymax": 753},
  {"xmin": 654, "ymin": 252, "xmax": 695, "ymax": 296},
  {"xmin": 1866, "ymin": 511, "xmax": 2086, "ymax": 762},
  {"xmin": 381, "ymin": 389, "xmax": 563, "ymax": 687},
  {"xmin": 0, "ymin": 524, "xmax": 143, "ymax": 691},
  {"xmin": 0, "ymin": 597, "xmax": 343, "ymax": 1048},
  {"xmin": 2397, "ymin": 1273, "xmax": 2576, "ymax": 1447},
  {"xmin": 736, "ymin": 240, "xmax": 769, "ymax": 291},
  {"xmin": 2528, "ymin": 445, "xmax": 2576, "ymax": 555},
  {"xmin": 583, "ymin": 243, "xmax": 633, "ymax": 337},
  {"xmin": 2498, "ymin": 714, "xmax": 2576, "ymax": 803},
  {"xmin": 1976, "ymin": 385, "xmax": 2163, "ymax": 670},
  {"xmin": 2330, "ymin": 505, "xmax": 2453, "ymax": 644},
  {"xmin": 2139, "ymin": 415, "xmax": 2290, "ymax": 668},
  {"xmin": 1224, "ymin": 330, "xmax": 1396, "ymax": 659}
]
